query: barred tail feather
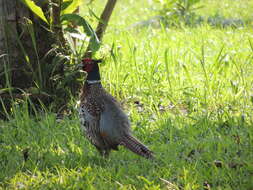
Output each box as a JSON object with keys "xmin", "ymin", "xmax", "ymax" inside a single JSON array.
[{"xmin": 121, "ymin": 135, "xmax": 154, "ymax": 159}]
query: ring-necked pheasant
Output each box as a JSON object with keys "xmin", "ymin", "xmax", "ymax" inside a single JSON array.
[{"xmin": 79, "ymin": 58, "xmax": 153, "ymax": 159}]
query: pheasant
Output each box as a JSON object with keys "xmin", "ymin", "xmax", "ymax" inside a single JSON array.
[{"xmin": 79, "ymin": 58, "xmax": 153, "ymax": 159}]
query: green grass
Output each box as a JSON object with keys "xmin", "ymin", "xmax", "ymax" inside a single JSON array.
[
  {"xmin": 1, "ymin": 0, "xmax": 253, "ymax": 189},
  {"xmin": 198, "ymin": 0, "xmax": 253, "ymax": 20}
]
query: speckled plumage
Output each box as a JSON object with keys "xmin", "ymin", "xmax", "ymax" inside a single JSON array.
[{"xmin": 79, "ymin": 59, "xmax": 153, "ymax": 159}]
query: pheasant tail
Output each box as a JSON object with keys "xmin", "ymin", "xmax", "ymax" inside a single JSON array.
[{"xmin": 121, "ymin": 135, "xmax": 154, "ymax": 159}]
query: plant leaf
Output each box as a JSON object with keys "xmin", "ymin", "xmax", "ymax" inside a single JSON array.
[
  {"xmin": 20, "ymin": 0, "xmax": 49, "ymax": 24},
  {"xmin": 61, "ymin": 14, "xmax": 100, "ymax": 52},
  {"xmin": 61, "ymin": 0, "xmax": 82, "ymax": 15}
]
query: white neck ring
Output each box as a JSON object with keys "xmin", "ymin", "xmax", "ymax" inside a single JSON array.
[{"xmin": 86, "ymin": 80, "xmax": 101, "ymax": 84}]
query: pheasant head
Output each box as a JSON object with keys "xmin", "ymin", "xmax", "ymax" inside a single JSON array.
[{"xmin": 81, "ymin": 58, "xmax": 102, "ymax": 81}]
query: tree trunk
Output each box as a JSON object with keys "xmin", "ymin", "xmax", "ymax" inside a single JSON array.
[
  {"xmin": 0, "ymin": 0, "xmax": 54, "ymax": 87},
  {"xmin": 0, "ymin": 0, "xmax": 23, "ymax": 88},
  {"xmin": 0, "ymin": 0, "xmax": 58, "ymax": 118}
]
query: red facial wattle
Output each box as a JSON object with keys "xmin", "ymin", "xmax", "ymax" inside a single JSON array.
[
  {"xmin": 82, "ymin": 58, "xmax": 93, "ymax": 72},
  {"xmin": 83, "ymin": 64, "xmax": 94, "ymax": 72},
  {"xmin": 83, "ymin": 58, "xmax": 92, "ymax": 63}
]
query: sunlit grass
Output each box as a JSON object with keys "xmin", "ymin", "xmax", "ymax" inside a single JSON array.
[
  {"xmin": 198, "ymin": 0, "xmax": 253, "ymax": 20},
  {"xmin": 1, "ymin": 0, "xmax": 253, "ymax": 189}
]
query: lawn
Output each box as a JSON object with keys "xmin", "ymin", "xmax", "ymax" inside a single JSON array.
[{"xmin": 0, "ymin": 0, "xmax": 253, "ymax": 189}]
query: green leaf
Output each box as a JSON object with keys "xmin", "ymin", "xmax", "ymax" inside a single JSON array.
[
  {"xmin": 61, "ymin": 0, "xmax": 73, "ymax": 11},
  {"xmin": 20, "ymin": 0, "xmax": 49, "ymax": 24},
  {"xmin": 61, "ymin": 14, "xmax": 100, "ymax": 52},
  {"xmin": 61, "ymin": 0, "xmax": 82, "ymax": 15}
]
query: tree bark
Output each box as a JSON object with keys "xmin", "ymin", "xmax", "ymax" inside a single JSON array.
[
  {"xmin": 0, "ymin": 0, "xmax": 54, "ymax": 89},
  {"xmin": 0, "ymin": 0, "xmax": 58, "ymax": 118},
  {"xmin": 0, "ymin": 0, "xmax": 24, "ymax": 88}
]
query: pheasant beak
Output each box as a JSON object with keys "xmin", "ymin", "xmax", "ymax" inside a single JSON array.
[{"xmin": 93, "ymin": 59, "xmax": 103, "ymax": 64}]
